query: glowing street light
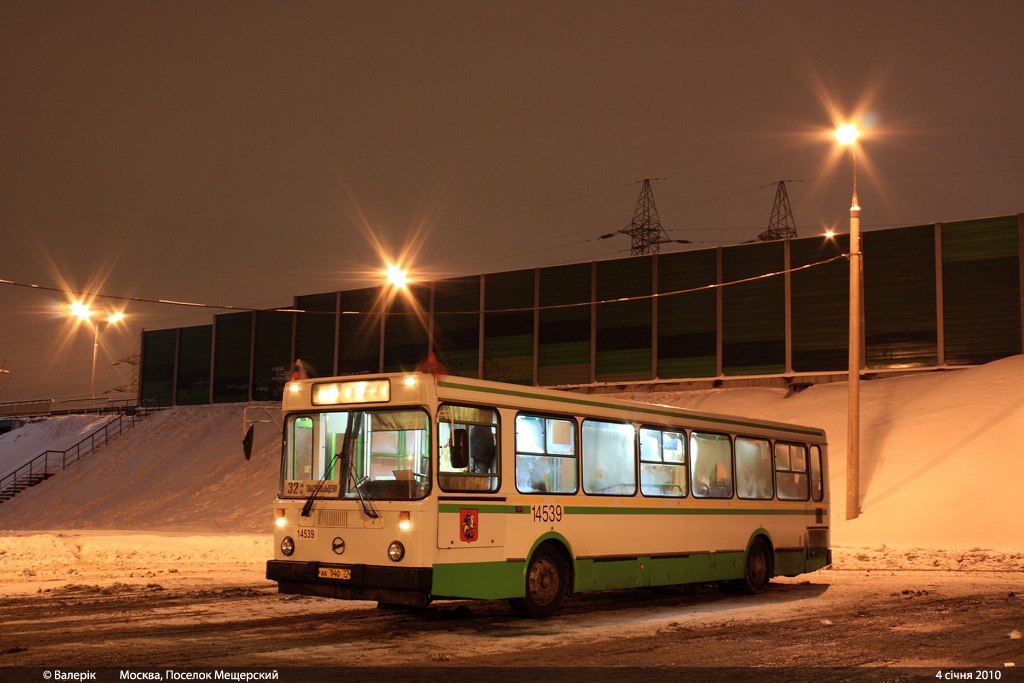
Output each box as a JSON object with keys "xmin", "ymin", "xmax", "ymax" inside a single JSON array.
[
  {"xmin": 834, "ymin": 124, "xmax": 860, "ymax": 146},
  {"xmin": 71, "ymin": 301, "xmax": 93, "ymax": 321},
  {"xmin": 70, "ymin": 302, "xmax": 127, "ymax": 408},
  {"xmin": 836, "ymin": 123, "xmax": 862, "ymax": 521},
  {"xmin": 386, "ymin": 264, "xmax": 408, "ymax": 289}
]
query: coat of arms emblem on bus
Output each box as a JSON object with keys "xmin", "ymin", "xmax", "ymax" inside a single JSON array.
[{"xmin": 459, "ymin": 509, "xmax": 479, "ymax": 543}]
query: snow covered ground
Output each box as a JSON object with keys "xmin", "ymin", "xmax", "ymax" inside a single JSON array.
[
  {"xmin": 0, "ymin": 414, "xmax": 113, "ymax": 474},
  {"xmin": 1, "ymin": 357, "xmax": 1022, "ymax": 595}
]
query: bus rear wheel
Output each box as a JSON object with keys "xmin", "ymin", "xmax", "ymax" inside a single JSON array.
[
  {"xmin": 733, "ymin": 537, "xmax": 773, "ymax": 594},
  {"xmin": 510, "ymin": 545, "xmax": 566, "ymax": 618}
]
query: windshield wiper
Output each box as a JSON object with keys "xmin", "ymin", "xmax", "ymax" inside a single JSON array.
[
  {"xmin": 301, "ymin": 411, "xmax": 362, "ymax": 518},
  {"xmin": 351, "ymin": 474, "xmax": 379, "ymax": 519},
  {"xmin": 341, "ymin": 411, "xmax": 378, "ymax": 518}
]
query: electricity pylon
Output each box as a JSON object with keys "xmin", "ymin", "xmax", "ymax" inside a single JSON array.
[
  {"xmin": 758, "ymin": 181, "xmax": 798, "ymax": 241},
  {"xmin": 620, "ymin": 178, "xmax": 673, "ymax": 255}
]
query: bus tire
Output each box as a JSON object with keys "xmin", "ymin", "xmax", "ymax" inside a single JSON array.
[
  {"xmin": 509, "ymin": 545, "xmax": 566, "ymax": 618},
  {"xmin": 734, "ymin": 537, "xmax": 773, "ymax": 595}
]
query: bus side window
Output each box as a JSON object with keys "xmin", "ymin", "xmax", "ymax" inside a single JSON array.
[
  {"xmin": 735, "ymin": 437, "xmax": 773, "ymax": 500},
  {"xmin": 582, "ymin": 420, "xmax": 637, "ymax": 496},
  {"xmin": 776, "ymin": 443, "xmax": 810, "ymax": 500},
  {"xmin": 515, "ymin": 415, "xmax": 578, "ymax": 494},
  {"xmin": 438, "ymin": 405, "xmax": 499, "ymax": 493},
  {"xmin": 639, "ymin": 427, "xmax": 688, "ymax": 498},
  {"xmin": 809, "ymin": 445, "xmax": 824, "ymax": 502},
  {"xmin": 690, "ymin": 432, "xmax": 733, "ymax": 499}
]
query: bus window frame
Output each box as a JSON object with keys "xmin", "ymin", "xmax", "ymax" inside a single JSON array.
[
  {"xmin": 689, "ymin": 430, "xmax": 735, "ymax": 500},
  {"xmin": 436, "ymin": 402, "xmax": 501, "ymax": 494},
  {"xmin": 809, "ymin": 444, "xmax": 825, "ymax": 502},
  {"xmin": 774, "ymin": 441, "xmax": 811, "ymax": 502},
  {"xmin": 638, "ymin": 425, "xmax": 689, "ymax": 499},
  {"xmin": 279, "ymin": 407, "xmax": 432, "ymax": 501},
  {"xmin": 513, "ymin": 411, "xmax": 580, "ymax": 495},
  {"xmin": 581, "ymin": 418, "xmax": 638, "ymax": 498},
  {"xmin": 734, "ymin": 435, "xmax": 774, "ymax": 501}
]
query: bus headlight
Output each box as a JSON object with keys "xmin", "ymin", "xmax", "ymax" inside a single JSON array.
[
  {"xmin": 387, "ymin": 541, "xmax": 405, "ymax": 562},
  {"xmin": 281, "ymin": 537, "xmax": 295, "ymax": 557}
]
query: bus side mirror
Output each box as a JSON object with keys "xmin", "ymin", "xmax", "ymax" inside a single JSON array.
[
  {"xmin": 242, "ymin": 424, "xmax": 254, "ymax": 461},
  {"xmin": 451, "ymin": 428, "xmax": 469, "ymax": 469}
]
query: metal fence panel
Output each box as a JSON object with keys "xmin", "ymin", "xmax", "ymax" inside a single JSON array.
[
  {"xmin": 864, "ymin": 225, "xmax": 938, "ymax": 369},
  {"xmin": 483, "ymin": 269, "xmax": 535, "ymax": 385},
  {"xmin": 175, "ymin": 325, "xmax": 212, "ymax": 405},
  {"xmin": 722, "ymin": 242, "xmax": 786, "ymax": 376},
  {"xmin": 338, "ymin": 288, "xmax": 383, "ymax": 375},
  {"xmin": 140, "ymin": 328, "xmax": 177, "ymax": 403},
  {"xmin": 596, "ymin": 256, "xmax": 652, "ymax": 382},
  {"xmin": 942, "ymin": 216, "xmax": 1022, "ymax": 364},
  {"xmin": 252, "ymin": 311, "xmax": 294, "ymax": 402},
  {"xmin": 433, "ymin": 275, "xmax": 481, "ymax": 378},
  {"xmin": 212, "ymin": 311, "xmax": 252, "ymax": 403},
  {"xmin": 294, "ymin": 292, "xmax": 338, "ymax": 378},
  {"xmin": 791, "ymin": 235, "xmax": 849, "ymax": 372},
  {"xmin": 538, "ymin": 262, "xmax": 592, "ymax": 385}
]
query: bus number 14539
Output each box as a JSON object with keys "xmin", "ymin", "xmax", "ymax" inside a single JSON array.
[{"xmin": 531, "ymin": 504, "xmax": 563, "ymax": 523}]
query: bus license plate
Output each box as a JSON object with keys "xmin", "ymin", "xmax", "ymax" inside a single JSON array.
[{"xmin": 318, "ymin": 566, "xmax": 351, "ymax": 581}]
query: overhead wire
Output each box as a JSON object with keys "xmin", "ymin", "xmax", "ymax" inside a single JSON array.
[{"xmin": 0, "ymin": 252, "xmax": 850, "ymax": 319}]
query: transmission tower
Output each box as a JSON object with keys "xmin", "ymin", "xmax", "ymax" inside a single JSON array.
[
  {"xmin": 619, "ymin": 178, "xmax": 673, "ymax": 255},
  {"xmin": 758, "ymin": 180, "xmax": 798, "ymax": 241}
]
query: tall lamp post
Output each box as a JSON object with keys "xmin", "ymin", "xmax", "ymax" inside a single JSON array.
[
  {"xmin": 835, "ymin": 123, "xmax": 861, "ymax": 521},
  {"xmin": 71, "ymin": 302, "xmax": 126, "ymax": 409}
]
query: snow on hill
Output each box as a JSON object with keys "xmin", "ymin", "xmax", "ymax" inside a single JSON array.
[
  {"xmin": 0, "ymin": 404, "xmax": 282, "ymax": 533},
  {"xmin": 617, "ymin": 354, "xmax": 1024, "ymax": 551},
  {"xmin": 0, "ymin": 356, "xmax": 1021, "ymax": 558},
  {"xmin": 0, "ymin": 414, "xmax": 113, "ymax": 475}
]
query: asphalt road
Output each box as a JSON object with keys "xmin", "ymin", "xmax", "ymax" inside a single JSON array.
[{"xmin": 2, "ymin": 568, "xmax": 1021, "ymax": 680}]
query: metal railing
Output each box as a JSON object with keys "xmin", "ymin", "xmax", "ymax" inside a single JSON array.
[
  {"xmin": 52, "ymin": 397, "xmax": 140, "ymax": 415},
  {"xmin": 0, "ymin": 397, "xmax": 166, "ymax": 504},
  {"xmin": 0, "ymin": 398, "xmax": 54, "ymax": 418}
]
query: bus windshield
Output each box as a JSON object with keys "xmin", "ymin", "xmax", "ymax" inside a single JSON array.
[{"xmin": 282, "ymin": 408, "xmax": 430, "ymax": 501}]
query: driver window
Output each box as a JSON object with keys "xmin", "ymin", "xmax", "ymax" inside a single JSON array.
[{"xmin": 438, "ymin": 404, "xmax": 500, "ymax": 492}]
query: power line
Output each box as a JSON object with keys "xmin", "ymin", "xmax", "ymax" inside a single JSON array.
[{"xmin": 0, "ymin": 253, "xmax": 849, "ymax": 319}]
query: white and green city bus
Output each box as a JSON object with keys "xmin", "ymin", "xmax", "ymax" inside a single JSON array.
[{"xmin": 253, "ymin": 371, "xmax": 830, "ymax": 617}]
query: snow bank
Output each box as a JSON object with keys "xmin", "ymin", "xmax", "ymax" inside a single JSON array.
[
  {"xmin": 0, "ymin": 532, "xmax": 272, "ymax": 596},
  {"xmin": 0, "ymin": 404, "xmax": 282, "ymax": 533},
  {"xmin": 0, "ymin": 414, "xmax": 112, "ymax": 474},
  {"xmin": 618, "ymin": 355, "xmax": 1024, "ymax": 551}
]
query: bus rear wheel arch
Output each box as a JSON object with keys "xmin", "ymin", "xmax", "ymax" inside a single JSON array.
[
  {"xmin": 721, "ymin": 536, "xmax": 774, "ymax": 595},
  {"xmin": 509, "ymin": 542, "xmax": 571, "ymax": 618}
]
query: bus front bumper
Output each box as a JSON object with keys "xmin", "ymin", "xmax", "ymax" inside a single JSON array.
[{"xmin": 266, "ymin": 560, "xmax": 433, "ymax": 607}]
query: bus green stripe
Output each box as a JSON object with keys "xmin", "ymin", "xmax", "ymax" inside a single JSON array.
[
  {"xmin": 436, "ymin": 379, "xmax": 824, "ymax": 438},
  {"xmin": 563, "ymin": 505, "xmax": 818, "ymax": 516},
  {"xmin": 437, "ymin": 503, "xmax": 821, "ymax": 516},
  {"xmin": 437, "ymin": 503, "xmax": 526, "ymax": 514},
  {"xmin": 431, "ymin": 550, "xmax": 826, "ymax": 598}
]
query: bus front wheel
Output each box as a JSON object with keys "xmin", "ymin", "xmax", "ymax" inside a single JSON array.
[{"xmin": 510, "ymin": 545, "xmax": 566, "ymax": 618}]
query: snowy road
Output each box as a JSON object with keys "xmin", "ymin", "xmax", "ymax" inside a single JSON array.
[{"xmin": 2, "ymin": 567, "xmax": 1021, "ymax": 670}]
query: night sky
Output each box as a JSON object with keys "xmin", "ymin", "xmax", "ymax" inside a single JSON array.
[{"xmin": 1, "ymin": 0, "xmax": 1022, "ymax": 404}]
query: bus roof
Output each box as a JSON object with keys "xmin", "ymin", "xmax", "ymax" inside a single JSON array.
[
  {"xmin": 428, "ymin": 373, "xmax": 827, "ymax": 441},
  {"xmin": 282, "ymin": 372, "xmax": 826, "ymax": 441}
]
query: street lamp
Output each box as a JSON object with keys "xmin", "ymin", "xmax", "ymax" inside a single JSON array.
[
  {"xmin": 71, "ymin": 302, "xmax": 126, "ymax": 409},
  {"xmin": 386, "ymin": 264, "xmax": 408, "ymax": 289},
  {"xmin": 835, "ymin": 123, "xmax": 861, "ymax": 521}
]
